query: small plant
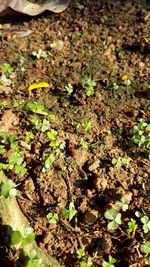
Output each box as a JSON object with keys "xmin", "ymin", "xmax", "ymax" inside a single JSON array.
[
  {"xmin": 82, "ymin": 121, "xmax": 92, "ymax": 132},
  {"xmin": 81, "ymin": 77, "xmax": 96, "ymax": 96},
  {"xmin": 115, "ymin": 194, "xmax": 132, "ymax": 212},
  {"xmin": 142, "ymin": 241, "xmax": 150, "ymax": 265},
  {"xmin": 65, "ymin": 83, "xmax": 74, "ymax": 95},
  {"xmin": 43, "ymin": 153, "xmax": 55, "ymax": 171},
  {"xmin": 47, "ymin": 129, "xmax": 58, "ymax": 141},
  {"xmin": 1, "ymin": 63, "xmax": 13, "ymax": 74},
  {"xmin": 141, "ymin": 215, "xmax": 150, "ymax": 234},
  {"xmin": 41, "ymin": 119, "xmax": 50, "ymax": 132},
  {"xmin": 104, "ymin": 208, "xmax": 122, "ymax": 230},
  {"xmin": 47, "ymin": 212, "xmax": 59, "ymax": 224},
  {"xmin": 0, "ymin": 101, "xmax": 8, "ymax": 110},
  {"xmin": 80, "ymin": 257, "xmax": 93, "ymax": 267},
  {"xmin": 126, "ymin": 218, "xmax": 138, "ymax": 238},
  {"xmin": 0, "ymin": 179, "xmax": 17, "ymax": 198},
  {"xmin": 0, "ymin": 63, "xmax": 15, "ymax": 86},
  {"xmin": 25, "ymin": 131, "xmax": 35, "ymax": 143},
  {"xmin": 13, "ymin": 99, "xmax": 25, "ymax": 108},
  {"xmin": 131, "ymin": 119, "xmax": 150, "ymax": 148},
  {"xmin": 0, "ymin": 75, "xmax": 12, "ymax": 86},
  {"xmin": 111, "ymin": 156, "xmax": 132, "ymax": 167},
  {"xmin": 62, "ymin": 202, "xmax": 77, "ymax": 221},
  {"xmin": 11, "ymin": 227, "xmax": 35, "ymax": 248},
  {"xmin": 32, "ymin": 49, "xmax": 48, "ymax": 59},
  {"xmin": 77, "ymin": 248, "xmax": 85, "ymax": 259},
  {"xmin": 0, "ymin": 144, "xmax": 6, "ymax": 154},
  {"xmin": 27, "ymin": 102, "xmax": 48, "ymax": 115},
  {"xmin": 80, "ymin": 139, "xmax": 89, "ymax": 149},
  {"xmin": 102, "ymin": 255, "xmax": 116, "ymax": 267}
]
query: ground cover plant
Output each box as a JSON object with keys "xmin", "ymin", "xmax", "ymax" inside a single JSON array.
[{"xmin": 0, "ymin": 0, "xmax": 150, "ymax": 266}]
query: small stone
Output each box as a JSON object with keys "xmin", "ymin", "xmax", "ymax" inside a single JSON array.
[
  {"xmin": 91, "ymin": 35, "xmax": 98, "ymax": 44},
  {"xmin": 88, "ymin": 160, "xmax": 100, "ymax": 171},
  {"xmin": 84, "ymin": 209, "xmax": 99, "ymax": 224},
  {"xmin": 94, "ymin": 177, "xmax": 107, "ymax": 191}
]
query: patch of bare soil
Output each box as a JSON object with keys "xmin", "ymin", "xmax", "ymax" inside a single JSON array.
[{"xmin": 0, "ymin": 0, "xmax": 150, "ymax": 266}]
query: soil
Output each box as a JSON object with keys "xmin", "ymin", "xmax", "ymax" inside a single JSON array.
[{"xmin": 0, "ymin": 0, "xmax": 150, "ymax": 266}]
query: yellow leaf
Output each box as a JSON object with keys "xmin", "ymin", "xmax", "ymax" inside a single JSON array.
[
  {"xmin": 121, "ymin": 75, "xmax": 128, "ymax": 81},
  {"xmin": 28, "ymin": 82, "xmax": 49, "ymax": 91}
]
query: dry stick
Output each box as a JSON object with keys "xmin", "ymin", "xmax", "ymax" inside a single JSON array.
[{"xmin": 0, "ymin": 170, "xmax": 60, "ymax": 267}]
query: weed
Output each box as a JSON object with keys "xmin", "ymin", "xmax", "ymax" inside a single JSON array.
[
  {"xmin": 0, "ymin": 145, "xmax": 5, "ymax": 154},
  {"xmin": 65, "ymin": 83, "xmax": 74, "ymax": 95},
  {"xmin": 11, "ymin": 227, "xmax": 35, "ymax": 248},
  {"xmin": 80, "ymin": 257, "xmax": 93, "ymax": 267},
  {"xmin": 104, "ymin": 208, "xmax": 122, "ymax": 230},
  {"xmin": 25, "ymin": 131, "xmax": 35, "ymax": 143},
  {"xmin": 47, "ymin": 129, "xmax": 58, "ymax": 141},
  {"xmin": 0, "ymin": 63, "xmax": 15, "ymax": 86},
  {"xmin": 47, "ymin": 212, "xmax": 59, "ymax": 224},
  {"xmin": 126, "ymin": 218, "xmax": 138, "ymax": 238},
  {"xmin": 82, "ymin": 121, "xmax": 92, "ymax": 132},
  {"xmin": 142, "ymin": 241, "xmax": 150, "ymax": 265},
  {"xmin": 131, "ymin": 119, "xmax": 150, "ymax": 148},
  {"xmin": 102, "ymin": 255, "xmax": 116, "ymax": 267},
  {"xmin": 62, "ymin": 202, "xmax": 77, "ymax": 221},
  {"xmin": 115, "ymin": 194, "xmax": 132, "ymax": 211},
  {"xmin": 81, "ymin": 77, "xmax": 96, "ymax": 96},
  {"xmin": 80, "ymin": 139, "xmax": 89, "ymax": 149},
  {"xmin": 77, "ymin": 248, "xmax": 85, "ymax": 259},
  {"xmin": 0, "ymin": 101, "xmax": 8, "ymax": 110},
  {"xmin": 13, "ymin": 99, "xmax": 25, "ymax": 108},
  {"xmin": 0, "ymin": 179, "xmax": 17, "ymax": 198},
  {"xmin": 0, "ymin": 75, "xmax": 12, "ymax": 86},
  {"xmin": 1, "ymin": 63, "xmax": 13, "ymax": 74},
  {"xmin": 27, "ymin": 102, "xmax": 48, "ymax": 115},
  {"xmin": 111, "ymin": 157, "xmax": 132, "ymax": 167},
  {"xmin": 43, "ymin": 153, "xmax": 55, "ymax": 171},
  {"xmin": 32, "ymin": 49, "xmax": 48, "ymax": 59},
  {"xmin": 41, "ymin": 119, "xmax": 50, "ymax": 132},
  {"xmin": 141, "ymin": 215, "xmax": 150, "ymax": 234}
]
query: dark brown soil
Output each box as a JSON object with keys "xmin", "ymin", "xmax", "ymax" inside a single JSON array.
[{"xmin": 0, "ymin": 0, "xmax": 150, "ymax": 266}]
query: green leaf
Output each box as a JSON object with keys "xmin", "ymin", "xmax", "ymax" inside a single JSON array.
[
  {"xmin": 41, "ymin": 119, "xmax": 50, "ymax": 132},
  {"xmin": 23, "ymin": 232, "xmax": 35, "ymax": 246},
  {"xmin": 143, "ymin": 241, "xmax": 150, "ymax": 254},
  {"xmin": 47, "ymin": 129, "xmax": 57, "ymax": 141},
  {"xmin": 107, "ymin": 221, "xmax": 118, "ymax": 230},
  {"xmin": 77, "ymin": 248, "xmax": 85, "ymax": 259},
  {"xmin": 11, "ymin": 230, "xmax": 22, "ymax": 245},
  {"xmin": 47, "ymin": 213, "xmax": 58, "ymax": 224},
  {"xmin": 0, "ymin": 179, "xmax": 17, "ymax": 198},
  {"xmin": 104, "ymin": 208, "xmax": 118, "ymax": 221},
  {"xmin": 62, "ymin": 202, "xmax": 77, "ymax": 221}
]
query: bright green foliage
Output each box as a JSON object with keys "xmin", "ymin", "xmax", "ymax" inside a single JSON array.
[
  {"xmin": 44, "ymin": 153, "xmax": 55, "ymax": 169},
  {"xmin": 145, "ymin": 256, "xmax": 150, "ymax": 265},
  {"xmin": 47, "ymin": 212, "xmax": 59, "ymax": 224},
  {"xmin": 32, "ymin": 49, "xmax": 48, "ymax": 59},
  {"xmin": 131, "ymin": 119, "xmax": 150, "ymax": 148},
  {"xmin": 126, "ymin": 218, "xmax": 138, "ymax": 238},
  {"xmin": 77, "ymin": 248, "xmax": 85, "ymax": 259},
  {"xmin": 112, "ymin": 157, "xmax": 132, "ymax": 167},
  {"xmin": 142, "ymin": 241, "xmax": 150, "ymax": 254},
  {"xmin": 0, "ymin": 145, "xmax": 6, "ymax": 154},
  {"xmin": 102, "ymin": 255, "xmax": 116, "ymax": 267},
  {"xmin": 104, "ymin": 208, "xmax": 122, "ymax": 230},
  {"xmin": 2, "ymin": 133, "xmax": 18, "ymax": 150},
  {"xmin": 82, "ymin": 121, "xmax": 92, "ymax": 132},
  {"xmin": 47, "ymin": 129, "xmax": 58, "ymax": 141},
  {"xmin": 81, "ymin": 77, "xmax": 96, "ymax": 96},
  {"xmin": 141, "ymin": 216, "xmax": 150, "ymax": 234},
  {"xmin": 13, "ymin": 99, "xmax": 25, "ymax": 108},
  {"xmin": 0, "ymin": 179, "xmax": 17, "ymax": 198},
  {"xmin": 25, "ymin": 131, "xmax": 35, "ymax": 143},
  {"xmin": 62, "ymin": 202, "xmax": 77, "ymax": 221},
  {"xmin": 30, "ymin": 116, "xmax": 41, "ymax": 130},
  {"xmin": 115, "ymin": 194, "xmax": 132, "ymax": 211},
  {"xmin": 65, "ymin": 83, "xmax": 74, "ymax": 95},
  {"xmin": 11, "ymin": 227, "xmax": 35, "ymax": 247},
  {"xmin": 80, "ymin": 256, "xmax": 92, "ymax": 267},
  {"xmin": 0, "ymin": 101, "xmax": 8, "ymax": 110},
  {"xmin": 1, "ymin": 63, "xmax": 13, "ymax": 74},
  {"xmin": 41, "ymin": 119, "xmax": 50, "ymax": 132},
  {"xmin": 27, "ymin": 102, "xmax": 47, "ymax": 115},
  {"xmin": 80, "ymin": 139, "xmax": 89, "ymax": 149}
]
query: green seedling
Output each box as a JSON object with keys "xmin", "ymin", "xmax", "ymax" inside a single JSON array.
[
  {"xmin": 131, "ymin": 119, "xmax": 150, "ymax": 148},
  {"xmin": 41, "ymin": 119, "xmax": 50, "ymax": 132},
  {"xmin": 32, "ymin": 49, "xmax": 48, "ymax": 59},
  {"xmin": 65, "ymin": 83, "xmax": 74, "ymax": 95},
  {"xmin": 126, "ymin": 218, "xmax": 138, "ymax": 238},
  {"xmin": 82, "ymin": 121, "xmax": 92, "ymax": 132},
  {"xmin": 0, "ymin": 75, "xmax": 12, "ymax": 86},
  {"xmin": 80, "ymin": 256, "xmax": 93, "ymax": 267},
  {"xmin": 102, "ymin": 255, "xmax": 116, "ymax": 267},
  {"xmin": 2, "ymin": 133, "xmax": 18, "ymax": 150},
  {"xmin": 43, "ymin": 153, "xmax": 55, "ymax": 171},
  {"xmin": 62, "ymin": 202, "xmax": 77, "ymax": 221},
  {"xmin": 81, "ymin": 77, "xmax": 96, "ymax": 96},
  {"xmin": 8, "ymin": 151, "xmax": 27, "ymax": 175},
  {"xmin": 47, "ymin": 129, "xmax": 58, "ymax": 141},
  {"xmin": 0, "ymin": 179, "xmax": 17, "ymax": 198},
  {"xmin": 26, "ymin": 249, "xmax": 42, "ymax": 267},
  {"xmin": 11, "ymin": 227, "xmax": 35, "ymax": 248},
  {"xmin": 141, "ymin": 215, "xmax": 150, "ymax": 234},
  {"xmin": 1, "ymin": 63, "xmax": 13, "ymax": 74},
  {"xmin": 0, "ymin": 101, "xmax": 8, "ymax": 110},
  {"xmin": 115, "ymin": 194, "xmax": 132, "ymax": 212},
  {"xmin": 47, "ymin": 212, "xmax": 59, "ymax": 224},
  {"xmin": 25, "ymin": 131, "xmax": 35, "ymax": 143},
  {"xmin": 142, "ymin": 241, "xmax": 150, "ymax": 265},
  {"xmin": 0, "ymin": 144, "xmax": 5, "ymax": 154},
  {"xmin": 80, "ymin": 139, "xmax": 89, "ymax": 149},
  {"xmin": 13, "ymin": 99, "xmax": 25, "ymax": 108},
  {"xmin": 116, "ymin": 48, "xmax": 126, "ymax": 59},
  {"xmin": 77, "ymin": 248, "xmax": 85, "ymax": 259},
  {"xmin": 104, "ymin": 208, "xmax": 122, "ymax": 230},
  {"xmin": 112, "ymin": 157, "xmax": 132, "ymax": 167},
  {"xmin": 30, "ymin": 115, "xmax": 41, "ymax": 130},
  {"xmin": 27, "ymin": 102, "xmax": 48, "ymax": 115}
]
